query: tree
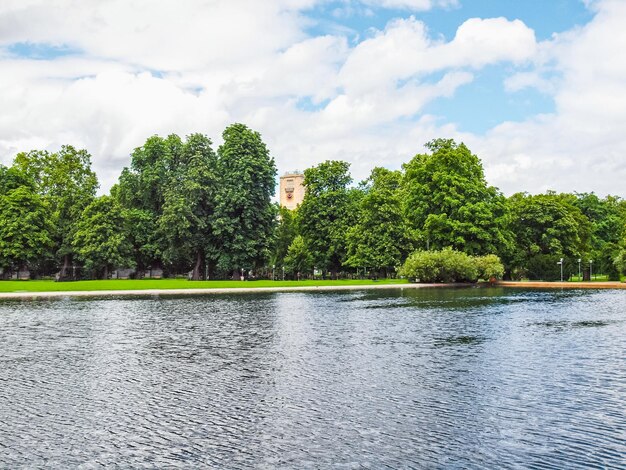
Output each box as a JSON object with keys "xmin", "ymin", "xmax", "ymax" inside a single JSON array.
[
  {"xmin": 0, "ymin": 185, "xmax": 54, "ymax": 274},
  {"xmin": 272, "ymin": 205, "xmax": 297, "ymax": 269},
  {"xmin": 158, "ymin": 134, "xmax": 219, "ymax": 280},
  {"xmin": 296, "ymin": 160, "xmax": 359, "ymax": 277},
  {"xmin": 402, "ymin": 139, "xmax": 512, "ymax": 256},
  {"xmin": 213, "ymin": 123, "xmax": 277, "ymax": 277},
  {"xmin": 115, "ymin": 134, "xmax": 184, "ymax": 271},
  {"xmin": 571, "ymin": 193, "xmax": 626, "ymax": 280},
  {"xmin": 13, "ymin": 146, "xmax": 98, "ymax": 278},
  {"xmin": 0, "ymin": 165, "xmax": 35, "ymax": 194},
  {"xmin": 72, "ymin": 196, "xmax": 133, "ymax": 279},
  {"xmin": 284, "ymin": 235, "xmax": 313, "ymax": 279},
  {"xmin": 507, "ymin": 192, "xmax": 591, "ymax": 280},
  {"xmin": 345, "ymin": 167, "xmax": 412, "ymax": 276}
]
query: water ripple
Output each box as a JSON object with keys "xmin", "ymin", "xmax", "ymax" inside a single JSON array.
[{"xmin": 0, "ymin": 288, "xmax": 625, "ymax": 468}]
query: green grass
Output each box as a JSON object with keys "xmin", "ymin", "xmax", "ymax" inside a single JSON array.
[{"xmin": 0, "ymin": 278, "xmax": 409, "ymax": 293}]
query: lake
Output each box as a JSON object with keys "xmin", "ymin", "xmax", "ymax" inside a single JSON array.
[{"xmin": 0, "ymin": 287, "xmax": 624, "ymax": 468}]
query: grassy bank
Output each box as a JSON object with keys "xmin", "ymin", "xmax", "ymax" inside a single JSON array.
[{"xmin": 0, "ymin": 278, "xmax": 409, "ymax": 293}]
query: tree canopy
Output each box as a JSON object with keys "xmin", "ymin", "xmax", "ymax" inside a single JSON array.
[
  {"xmin": 402, "ymin": 139, "xmax": 512, "ymax": 256},
  {"xmin": 1, "ymin": 132, "xmax": 625, "ymax": 282},
  {"xmin": 297, "ymin": 160, "xmax": 359, "ymax": 276}
]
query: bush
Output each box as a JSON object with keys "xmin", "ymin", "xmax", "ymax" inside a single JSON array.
[
  {"xmin": 399, "ymin": 248, "xmax": 490, "ymax": 283},
  {"xmin": 475, "ymin": 254, "xmax": 505, "ymax": 280}
]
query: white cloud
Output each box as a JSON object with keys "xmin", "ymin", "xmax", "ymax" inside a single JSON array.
[
  {"xmin": 0, "ymin": 0, "xmax": 624, "ymax": 198},
  {"xmin": 468, "ymin": 0, "xmax": 626, "ymax": 196}
]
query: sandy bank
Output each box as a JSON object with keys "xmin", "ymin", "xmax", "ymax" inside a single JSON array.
[{"xmin": 495, "ymin": 281, "xmax": 626, "ymax": 290}]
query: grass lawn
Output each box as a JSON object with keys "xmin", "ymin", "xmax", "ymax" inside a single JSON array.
[{"xmin": 0, "ymin": 278, "xmax": 409, "ymax": 293}]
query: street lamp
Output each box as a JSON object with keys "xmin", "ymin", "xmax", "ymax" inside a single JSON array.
[
  {"xmin": 557, "ymin": 258, "xmax": 564, "ymax": 282},
  {"xmin": 272, "ymin": 265, "xmax": 275, "ymax": 281},
  {"xmin": 577, "ymin": 258, "xmax": 581, "ymax": 282},
  {"xmin": 589, "ymin": 260, "xmax": 593, "ymax": 281},
  {"xmin": 282, "ymin": 266, "xmax": 285, "ymax": 281}
]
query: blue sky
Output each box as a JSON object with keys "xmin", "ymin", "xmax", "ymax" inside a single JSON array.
[
  {"xmin": 0, "ymin": 0, "xmax": 624, "ymax": 196},
  {"xmin": 304, "ymin": 0, "xmax": 592, "ymax": 133}
]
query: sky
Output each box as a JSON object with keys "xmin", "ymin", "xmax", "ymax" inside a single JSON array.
[{"xmin": 0, "ymin": 0, "xmax": 624, "ymax": 196}]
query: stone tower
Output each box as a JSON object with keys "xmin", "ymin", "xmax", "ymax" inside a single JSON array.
[{"xmin": 279, "ymin": 171, "xmax": 305, "ymax": 210}]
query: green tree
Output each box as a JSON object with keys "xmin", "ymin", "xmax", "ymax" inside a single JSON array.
[
  {"xmin": 115, "ymin": 134, "xmax": 184, "ymax": 271},
  {"xmin": 158, "ymin": 134, "xmax": 219, "ymax": 280},
  {"xmin": 345, "ymin": 167, "xmax": 412, "ymax": 277},
  {"xmin": 571, "ymin": 193, "xmax": 626, "ymax": 280},
  {"xmin": 72, "ymin": 196, "xmax": 133, "ymax": 279},
  {"xmin": 272, "ymin": 205, "xmax": 297, "ymax": 269},
  {"xmin": 13, "ymin": 146, "xmax": 99, "ymax": 278},
  {"xmin": 297, "ymin": 160, "xmax": 359, "ymax": 277},
  {"xmin": 284, "ymin": 235, "xmax": 313, "ymax": 279},
  {"xmin": 0, "ymin": 185, "xmax": 54, "ymax": 274},
  {"xmin": 402, "ymin": 139, "xmax": 511, "ymax": 256},
  {"xmin": 213, "ymin": 124, "xmax": 277, "ymax": 277},
  {"xmin": 0, "ymin": 165, "xmax": 35, "ymax": 194},
  {"xmin": 507, "ymin": 192, "xmax": 591, "ymax": 280}
]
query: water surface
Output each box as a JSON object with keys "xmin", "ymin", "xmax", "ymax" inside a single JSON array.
[{"xmin": 1, "ymin": 288, "xmax": 625, "ymax": 468}]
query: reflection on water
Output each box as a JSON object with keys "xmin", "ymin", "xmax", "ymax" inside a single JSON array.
[{"xmin": 0, "ymin": 288, "xmax": 625, "ymax": 468}]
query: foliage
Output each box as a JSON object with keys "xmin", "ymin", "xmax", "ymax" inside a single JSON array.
[
  {"xmin": 475, "ymin": 254, "xmax": 505, "ymax": 280},
  {"xmin": 284, "ymin": 235, "xmax": 313, "ymax": 276},
  {"xmin": 525, "ymin": 254, "xmax": 575, "ymax": 281},
  {"xmin": 614, "ymin": 250, "xmax": 626, "ymax": 276},
  {"xmin": 158, "ymin": 134, "xmax": 218, "ymax": 279},
  {"xmin": 72, "ymin": 196, "xmax": 133, "ymax": 278},
  {"xmin": 13, "ymin": 146, "xmax": 99, "ymax": 276},
  {"xmin": 115, "ymin": 134, "xmax": 184, "ymax": 269},
  {"xmin": 402, "ymin": 139, "xmax": 512, "ymax": 256},
  {"xmin": 213, "ymin": 123, "xmax": 277, "ymax": 274},
  {"xmin": 297, "ymin": 160, "xmax": 360, "ymax": 275},
  {"xmin": 0, "ymin": 185, "xmax": 54, "ymax": 270},
  {"xmin": 345, "ymin": 167, "xmax": 413, "ymax": 274},
  {"xmin": 507, "ymin": 192, "xmax": 591, "ymax": 276},
  {"xmin": 272, "ymin": 205, "xmax": 297, "ymax": 268},
  {"xmin": 399, "ymin": 248, "xmax": 479, "ymax": 283},
  {"xmin": 571, "ymin": 193, "xmax": 626, "ymax": 280}
]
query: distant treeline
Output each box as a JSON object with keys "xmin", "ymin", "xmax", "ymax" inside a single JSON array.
[{"xmin": 1, "ymin": 127, "xmax": 625, "ymax": 281}]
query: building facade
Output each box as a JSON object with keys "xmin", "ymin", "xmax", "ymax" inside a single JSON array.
[{"xmin": 279, "ymin": 171, "xmax": 305, "ymax": 210}]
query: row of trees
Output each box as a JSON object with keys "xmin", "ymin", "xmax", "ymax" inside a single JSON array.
[
  {"xmin": 0, "ymin": 124, "xmax": 276, "ymax": 280},
  {"xmin": 276, "ymin": 139, "xmax": 626, "ymax": 281},
  {"xmin": 1, "ymin": 131, "xmax": 625, "ymax": 281}
]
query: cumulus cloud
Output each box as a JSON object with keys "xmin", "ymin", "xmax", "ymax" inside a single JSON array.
[
  {"xmin": 469, "ymin": 0, "xmax": 626, "ymax": 196},
  {"xmin": 0, "ymin": 0, "xmax": 623, "ymax": 197}
]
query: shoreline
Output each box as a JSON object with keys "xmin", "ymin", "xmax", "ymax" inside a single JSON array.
[
  {"xmin": 0, "ymin": 280, "xmax": 624, "ymax": 300},
  {"xmin": 495, "ymin": 281, "xmax": 626, "ymax": 290}
]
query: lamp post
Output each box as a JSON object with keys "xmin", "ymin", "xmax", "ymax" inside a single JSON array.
[
  {"xmin": 557, "ymin": 258, "xmax": 564, "ymax": 282},
  {"xmin": 272, "ymin": 265, "xmax": 275, "ymax": 281},
  {"xmin": 577, "ymin": 258, "xmax": 581, "ymax": 282},
  {"xmin": 589, "ymin": 260, "xmax": 593, "ymax": 281},
  {"xmin": 282, "ymin": 266, "xmax": 285, "ymax": 281}
]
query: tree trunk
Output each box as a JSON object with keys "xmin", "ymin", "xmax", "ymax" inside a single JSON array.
[
  {"xmin": 232, "ymin": 269, "xmax": 240, "ymax": 281},
  {"xmin": 103, "ymin": 265, "xmax": 109, "ymax": 280},
  {"xmin": 60, "ymin": 254, "xmax": 71, "ymax": 279},
  {"xmin": 191, "ymin": 251, "xmax": 202, "ymax": 281}
]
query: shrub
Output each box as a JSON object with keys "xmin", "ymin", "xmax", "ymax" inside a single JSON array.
[
  {"xmin": 475, "ymin": 254, "xmax": 505, "ymax": 280},
  {"xmin": 399, "ymin": 248, "xmax": 480, "ymax": 283}
]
